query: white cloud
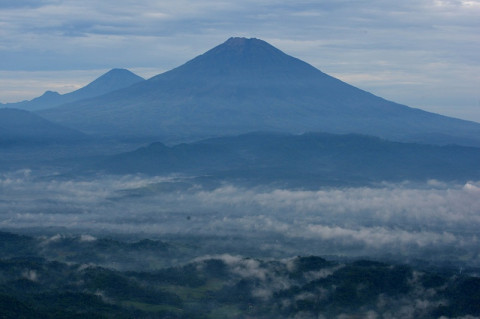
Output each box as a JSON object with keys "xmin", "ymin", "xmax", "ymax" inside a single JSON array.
[
  {"xmin": 22, "ymin": 269, "xmax": 38, "ymax": 282},
  {"xmin": 1, "ymin": 172, "xmax": 480, "ymax": 265}
]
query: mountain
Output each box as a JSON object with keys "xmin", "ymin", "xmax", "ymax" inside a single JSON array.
[
  {"xmin": 0, "ymin": 108, "xmax": 87, "ymax": 145},
  {"xmin": 1, "ymin": 69, "xmax": 144, "ymax": 111},
  {"xmin": 40, "ymin": 38, "xmax": 480, "ymax": 146},
  {"xmin": 101, "ymin": 132, "xmax": 480, "ymax": 186}
]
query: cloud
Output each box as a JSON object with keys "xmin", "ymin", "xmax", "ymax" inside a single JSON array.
[
  {"xmin": 191, "ymin": 253, "xmax": 457, "ymax": 318},
  {"xmin": 1, "ymin": 170, "xmax": 480, "ymax": 265},
  {"xmin": 0, "ymin": 0, "xmax": 51, "ymax": 9},
  {"xmin": 195, "ymin": 254, "xmax": 299, "ymax": 299},
  {"xmin": 199, "ymin": 254, "xmax": 269, "ymax": 280},
  {"xmin": 22, "ymin": 269, "xmax": 39, "ymax": 282}
]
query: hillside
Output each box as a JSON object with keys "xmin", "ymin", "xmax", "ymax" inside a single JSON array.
[
  {"xmin": 39, "ymin": 37, "xmax": 480, "ymax": 146},
  {"xmin": 100, "ymin": 132, "xmax": 480, "ymax": 186},
  {"xmin": 1, "ymin": 69, "xmax": 144, "ymax": 111},
  {"xmin": 0, "ymin": 108, "xmax": 87, "ymax": 145}
]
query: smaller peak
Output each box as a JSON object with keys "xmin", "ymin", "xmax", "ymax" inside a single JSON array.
[
  {"xmin": 95, "ymin": 68, "xmax": 144, "ymax": 82},
  {"xmin": 41, "ymin": 90, "xmax": 60, "ymax": 97},
  {"xmin": 108, "ymin": 68, "xmax": 129, "ymax": 72},
  {"xmin": 104, "ymin": 68, "xmax": 133, "ymax": 75}
]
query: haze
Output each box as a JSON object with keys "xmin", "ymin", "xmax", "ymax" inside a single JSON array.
[
  {"xmin": 1, "ymin": 0, "xmax": 479, "ymax": 121},
  {"xmin": 1, "ymin": 2, "xmax": 480, "ymax": 318}
]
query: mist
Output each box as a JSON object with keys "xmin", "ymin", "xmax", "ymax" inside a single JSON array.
[{"xmin": 1, "ymin": 169, "xmax": 479, "ymax": 266}]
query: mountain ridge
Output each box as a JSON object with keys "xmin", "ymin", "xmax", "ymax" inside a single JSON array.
[
  {"xmin": 39, "ymin": 38, "xmax": 480, "ymax": 146},
  {"xmin": 0, "ymin": 108, "xmax": 87, "ymax": 145},
  {"xmin": 1, "ymin": 68, "xmax": 144, "ymax": 111},
  {"xmin": 99, "ymin": 131, "xmax": 480, "ymax": 186}
]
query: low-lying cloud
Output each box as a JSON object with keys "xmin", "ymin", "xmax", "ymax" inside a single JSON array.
[{"xmin": 1, "ymin": 170, "xmax": 479, "ymax": 265}]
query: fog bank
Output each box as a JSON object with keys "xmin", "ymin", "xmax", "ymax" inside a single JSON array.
[{"xmin": 1, "ymin": 170, "xmax": 479, "ymax": 265}]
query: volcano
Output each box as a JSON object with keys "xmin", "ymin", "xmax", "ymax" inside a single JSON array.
[
  {"xmin": 39, "ymin": 37, "xmax": 480, "ymax": 146},
  {"xmin": 2, "ymin": 69, "xmax": 144, "ymax": 111}
]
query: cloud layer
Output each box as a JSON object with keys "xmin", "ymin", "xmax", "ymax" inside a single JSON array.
[
  {"xmin": 0, "ymin": 0, "xmax": 479, "ymax": 121},
  {"xmin": 1, "ymin": 170, "xmax": 479, "ymax": 266}
]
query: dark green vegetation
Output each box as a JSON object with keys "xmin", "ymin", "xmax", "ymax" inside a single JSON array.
[
  {"xmin": 0, "ymin": 231, "xmax": 479, "ymax": 319},
  {"xmin": 103, "ymin": 132, "xmax": 480, "ymax": 186}
]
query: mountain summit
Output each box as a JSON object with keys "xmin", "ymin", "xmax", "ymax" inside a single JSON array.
[
  {"xmin": 76, "ymin": 68, "xmax": 145, "ymax": 98},
  {"xmin": 40, "ymin": 38, "xmax": 480, "ymax": 146},
  {"xmin": 174, "ymin": 37, "xmax": 310, "ymax": 74},
  {"xmin": 153, "ymin": 37, "xmax": 333, "ymax": 84}
]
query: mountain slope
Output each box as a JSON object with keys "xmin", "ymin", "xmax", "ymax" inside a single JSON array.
[
  {"xmin": 40, "ymin": 38, "xmax": 480, "ymax": 146},
  {"xmin": 2, "ymin": 69, "xmax": 144, "ymax": 111},
  {"xmin": 0, "ymin": 108, "xmax": 87, "ymax": 145},
  {"xmin": 101, "ymin": 132, "xmax": 480, "ymax": 186}
]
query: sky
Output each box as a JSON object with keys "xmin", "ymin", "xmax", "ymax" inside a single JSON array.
[{"xmin": 0, "ymin": 0, "xmax": 479, "ymax": 121}]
